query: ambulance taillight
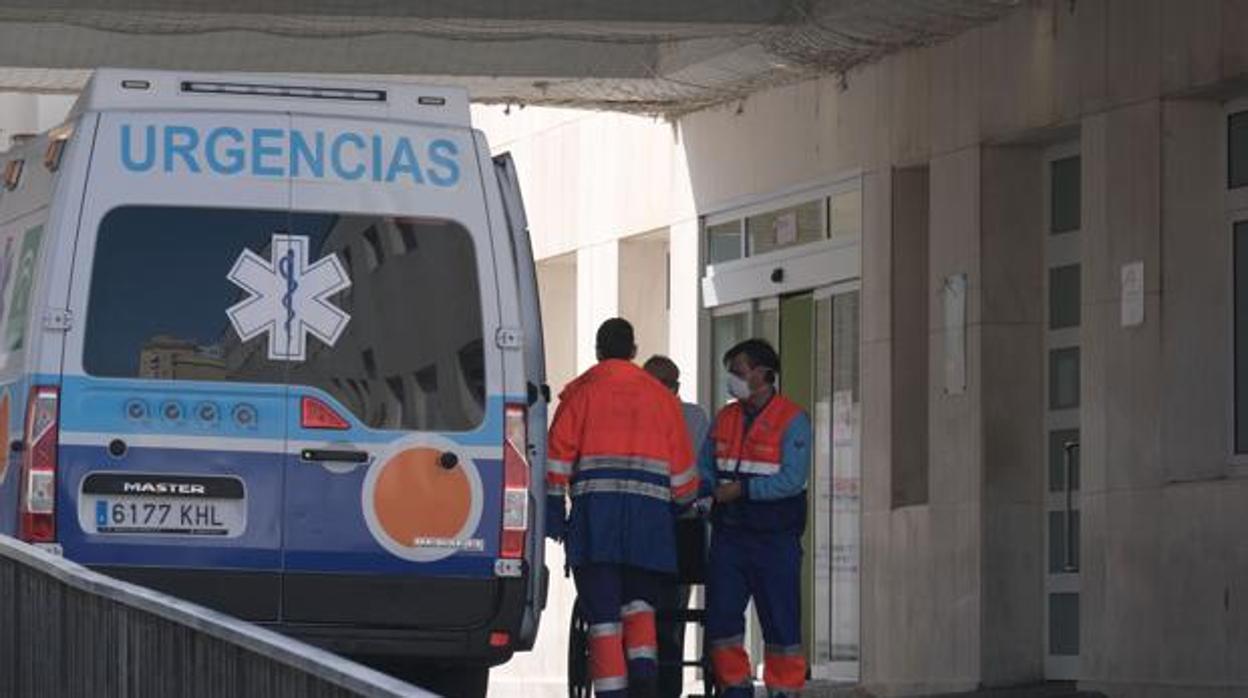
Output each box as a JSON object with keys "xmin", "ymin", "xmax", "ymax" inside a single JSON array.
[
  {"xmin": 18, "ymin": 386, "xmax": 59, "ymax": 543},
  {"xmin": 501, "ymin": 403, "xmax": 529, "ymax": 560}
]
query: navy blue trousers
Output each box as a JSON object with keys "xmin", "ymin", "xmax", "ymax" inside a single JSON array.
[
  {"xmin": 705, "ymin": 527, "xmax": 806, "ymax": 696},
  {"xmin": 574, "ymin": 564, "xmax": 664, "ymax": 697}
]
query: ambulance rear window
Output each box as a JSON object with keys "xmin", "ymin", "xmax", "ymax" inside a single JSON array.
[{"xmin": 82, "ymin": 205, "xmax": 486, "ymax": 431}]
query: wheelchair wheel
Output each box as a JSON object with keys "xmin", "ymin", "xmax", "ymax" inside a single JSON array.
[{"xmin": 568, "ymin": 599, "xmax": 591, "ymax": 698}]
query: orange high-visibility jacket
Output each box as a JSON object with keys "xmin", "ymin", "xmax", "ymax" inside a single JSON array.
[
  {"xmin": 707, "ymin": 394, "xmax": 808, "ymax": 533},
  {"xmin": 547, "ymin": 359, "xmax": 697, "ymax": 572}
]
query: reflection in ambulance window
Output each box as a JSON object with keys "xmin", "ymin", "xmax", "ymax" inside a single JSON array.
[{"xmin": 83, "ymin": 206, "xmax": 486, "ymax": 431}]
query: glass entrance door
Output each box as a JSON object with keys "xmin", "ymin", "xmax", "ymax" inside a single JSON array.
[
  {"xmin": 729, "ymin": 288, "xmax": 861, "ymax": 681},
  {"xmin": 779, "ymin": 287, "xmax": 862, "ymax": 681},
  {"xmin": 812, "ymin": 286, "xmax": 860, "ymax": 681},
  {"xmin": 705, "ymin": 285, "xmax": 861, "ymax": 683}
]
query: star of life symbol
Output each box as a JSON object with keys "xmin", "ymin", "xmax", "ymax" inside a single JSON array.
[{"xmin": 226, "ymin": 234, "xmax": 351, "ymax": 362}]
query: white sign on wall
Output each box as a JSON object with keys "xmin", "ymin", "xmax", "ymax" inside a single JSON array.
[
  {"xmin": 943, "ymin": 273, "xmax": 967, "ymax": 395},
  {"xmin": 1121, "ymin": 260, "xmax": 1144, "ymax": 327}
]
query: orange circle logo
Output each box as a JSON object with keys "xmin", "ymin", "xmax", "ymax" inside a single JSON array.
[{"xmin": 362, "ymin": 438, "xmax": 483, "ymax": 562}]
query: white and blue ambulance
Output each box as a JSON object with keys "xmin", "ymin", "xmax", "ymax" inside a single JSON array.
[{"xmin": 0, "ymin": 69, "xmax": 549, "ymax": 693}]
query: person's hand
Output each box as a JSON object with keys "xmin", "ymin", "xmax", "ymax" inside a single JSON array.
[
  {"xmin": 692, "ymin": 496, "xmax": 714, "ymax": 517},
  {"xmin": 676, "ymin": 498, "xmax": 709, "ymax": 519},
  {"xmin": 545, "ymin": 494, "xmax": 567, "ymax": 543},
  {"xmin": 714, "ymin": 481, "xmax": 743, "ymax": 504}
]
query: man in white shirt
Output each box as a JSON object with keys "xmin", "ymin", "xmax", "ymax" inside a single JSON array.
[
  {"xmin": 643, "ymin": 355, "xmax": 710, "ymax": 698},
  {"xmin": 644, "ymin": 355, "xmax": 709, "ymax": 452}
]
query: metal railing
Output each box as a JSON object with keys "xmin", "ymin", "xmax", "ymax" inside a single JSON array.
[{"xmin": 0, "ymin": 535, "xmax": 434, "ymax": 698}]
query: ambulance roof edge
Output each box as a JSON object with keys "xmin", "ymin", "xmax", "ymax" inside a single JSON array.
[{"xmin": 69, "ymin": 69, "xmax": 472, "ymax": 128}]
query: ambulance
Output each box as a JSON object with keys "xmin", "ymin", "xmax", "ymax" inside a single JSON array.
[{"xmin": 0, "ymin": 69, "xmax": 549, "ymax": 695}]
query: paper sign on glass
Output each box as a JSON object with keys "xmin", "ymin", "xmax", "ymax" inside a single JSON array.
[{"xmin": 774, "ymin": 211, "xmax": 798, "ymax": 246}]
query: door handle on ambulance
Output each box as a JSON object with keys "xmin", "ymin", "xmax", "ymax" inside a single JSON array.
[{"xmin": 300, "ymin": 448, "xmax": 370, "ymax": 464}]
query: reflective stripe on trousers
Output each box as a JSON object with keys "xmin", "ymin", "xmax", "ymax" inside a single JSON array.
[
  {"xmin": 574, "ymin": 564, "xmax": 663, "ymax": 697},
  {"xmin": 621, "ymin": 599, "xmax": 657, "ymax": 661},
  {"xmin": 588, "ymin": 621, "xmax": 628, "ymax": 694},
  {"xmin": 708, "ymin": 634, "xmax": 752, "ymax": 690},
  {"xmin": 763, "ymin": 643, "xmax": 806, "ymax": 692}
]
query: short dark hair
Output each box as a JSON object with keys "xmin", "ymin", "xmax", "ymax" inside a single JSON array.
[
  {"xmin": 643, "ymin": 355, "xmax": 680, "ymax": 389},
  {"xmin": 596, "ymin": 318, "xmax": 636, "ymax": 360},
  {"xmin": 723, "ymin": 338, "xmax": 779, "ymax": 384}
]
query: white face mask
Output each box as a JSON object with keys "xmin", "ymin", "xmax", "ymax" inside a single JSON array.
[{"xmin": 725, "ymin": 373, "xmax": 752, "ymax": 401}]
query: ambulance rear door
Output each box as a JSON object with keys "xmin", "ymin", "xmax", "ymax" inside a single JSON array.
[
  {"xmin": 57, "ymin": 111, "xmax": 294, "ymax": 621},
  {"xmin": 492, "ymin": 150, "xmax": 549, "ymax": 646},
  {"xmin": 279, "ymin": 114, "xmax": 507, "ymax": 629}
]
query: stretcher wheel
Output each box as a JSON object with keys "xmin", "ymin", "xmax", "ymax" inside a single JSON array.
[
  {"xmin": 568, "ymin": 599, "xmax": 592, "ymax": 698},
  {"xmin": 700, "ymin": 650, "xmax": 719, "ymax": 698}
]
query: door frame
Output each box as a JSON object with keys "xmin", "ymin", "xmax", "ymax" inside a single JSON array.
[
  {"xmin": 702, "ymin": 275, "xmax": 862, "ymax": 681},
  {"xmin": 1043, "ymin": 141, "xmax": 1082, "ymax": 680}
]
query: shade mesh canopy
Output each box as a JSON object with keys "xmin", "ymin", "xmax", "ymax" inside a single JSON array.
[{"xmin": 0, "ymin": 0, "xmax": 1019, "ymax": 115}]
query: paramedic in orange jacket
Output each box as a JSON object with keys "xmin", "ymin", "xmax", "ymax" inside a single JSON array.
[
  {"xmin": 701, "ymin": 339, "xmax": 810, "ymax": 697},
  {"xmin": 546, "ymin": 318, "xmax": 698, "ymax": 698}
]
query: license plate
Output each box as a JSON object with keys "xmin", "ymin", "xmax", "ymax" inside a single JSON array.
[
  {"xmin": 78, "ymin": 472, "xmax": 247, "ymax": 538},
  {"xmin": 91, "ymin": 498, "xmax": 242, "ymax": 536}
]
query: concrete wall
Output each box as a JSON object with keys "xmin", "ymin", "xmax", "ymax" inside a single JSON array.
[
  {"xmin": 471, "ymin": 108, "xmax": 695, "ymax": 262},
  {"xmin": 476, "ymin": 1, "xmax": 1248, "ymax": 690},
  {"xmin": 472, "ymin": 106, "xmax": 701, "ymax": 400},
  {"xmin": 619, "ymin": 229, "xmax": 671, "ymax": 363},
  {"xmin": 537, "ymin": 254, "xmax": 578, "ymax": 405},
  {"xmin": 0, "ymin": 93, "xmax": 75, "ymax": 149},
  {"xmin": 668, "ymin": 1, "xmax": 1248, "ymax": 695},
  {"xmin": 979, "ymin": 145, "xmax": 1045, "ymax": 686},
  {"xmin": 1077, "ymin": 92, "xmax": 1248, "ymax": 697}
]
